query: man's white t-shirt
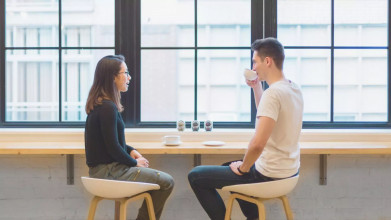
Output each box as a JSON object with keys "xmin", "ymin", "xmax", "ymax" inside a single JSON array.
[{"xmin": 255, "ymin": 80, "xmax": 304, "ymax": 179}]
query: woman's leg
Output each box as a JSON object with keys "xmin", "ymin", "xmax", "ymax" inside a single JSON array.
[
  {"xmin": 128, "ymin": 167, "xmax": 174, "ymax": 220},
  {"xmin": 89, "ymin": 163, "xmax": 174, "ymax": 220}
]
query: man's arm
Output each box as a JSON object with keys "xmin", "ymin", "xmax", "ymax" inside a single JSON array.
[
  {"xmin": 247, "ymin": 79, "xmax": 264, "ymax": 108},
  {"xmin": 230, "ymin": 116, "xmax": 275, "ymax": 174}
]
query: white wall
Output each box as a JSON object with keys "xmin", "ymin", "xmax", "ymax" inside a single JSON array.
[{"xmin": 0, "ymin": 154, "xmax": 391, "ymax": 220}]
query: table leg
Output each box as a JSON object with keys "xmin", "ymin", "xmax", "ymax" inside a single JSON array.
[{"xmin": 194, "ymin": 154, "xmax": 201, "ymax": 167}]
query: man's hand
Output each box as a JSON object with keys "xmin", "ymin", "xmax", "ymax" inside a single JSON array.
[
  {"xmin": 136, "ymin": 157, "xmax": 149, "ymax": 168},
  {"xmin": 130, "ymin": 150, "xmax": 142, "ymax": 159},
  {"xmin": 229, "ymin": 161, "xmax": 244, "ymax": 176},
  {"xmin": 246, "ymin": 78, "xmax": 261, "ymax": 89},
  {"xmin": 246, "ymin": 78, "xmax": 263, "ymax": 107}
]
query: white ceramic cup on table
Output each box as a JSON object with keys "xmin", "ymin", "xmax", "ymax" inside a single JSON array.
[
  {"xmin": 243, "ymin": 68, "xmax": 258, "ymax": 81},
  {"xmin": 163, "ymin": 135, "xmax": 181, "ymax": 146}
]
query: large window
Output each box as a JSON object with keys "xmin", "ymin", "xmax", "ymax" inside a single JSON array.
[
  {"xmin": 139, "ymin": 0, "xmax": 252, "ymax": 124},
  {"xmin": 0, "ymin": 0, "xmax": 390, "ymax": 128},
  {"xmin": 278, "ymin": 0, "xmax": 389, "ymax": 126},
  {"xmin": 3, "ymin": 0, "xmax": 114, "ymax": 123}
]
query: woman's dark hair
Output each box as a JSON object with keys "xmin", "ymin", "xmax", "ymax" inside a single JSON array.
[
  {"xmin": 251, "ymin": 37, "xmax": 285, "ymax": 70},
  {"xmin": 85, "ymin": 55, "xmax": 125, "ymax": 114}
]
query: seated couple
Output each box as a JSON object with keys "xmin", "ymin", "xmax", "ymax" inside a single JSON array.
[{"xmin": 84, "ymin": 37, "xmax": 304, "ymax": 220}]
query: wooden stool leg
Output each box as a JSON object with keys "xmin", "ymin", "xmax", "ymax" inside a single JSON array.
[
  {"xmin": 225, "ymin": 194, "xmax": 265, "ymax": 220},
  {"xmin": 114, "ymin": 201, "xmax": 120, "ymax": 220},
  {"xmin": 224, "ymin": 194, "xmax": 236, "ymax": 220},
  {"xmin": 144, "ymin": 193, "xmax": 156, "ymax": 220},
  {"xmin": 280, "ymin": 196, "xmax": 293, "ymax": 220},
  {"xmin": 119, "ymin": 199, "xmax": 128, "ymax": 220},
  {"xmin": 255, "ymin": 200, "xmax": 266, "ymax": 220},
  {"xmin": 87, "ymin": 196, "xmax": 103, "ymax": 220}
]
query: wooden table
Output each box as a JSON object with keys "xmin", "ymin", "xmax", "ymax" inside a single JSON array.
[
  {"xmin": 1, "ymin": 140, "xmax": 391, "ymax": 185},
  {"xmin": 2, "ymin": 141, "xmax": 391, "ymax": 155}
]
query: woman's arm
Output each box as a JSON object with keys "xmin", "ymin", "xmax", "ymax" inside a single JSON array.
[{"xmin": 99, "ymin": 102, "xmax": 137, "ymax": 167}]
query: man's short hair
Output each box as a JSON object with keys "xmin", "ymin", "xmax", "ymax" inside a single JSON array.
[{"xmin": 251, "ymin": 37, "xmax": 285, "ymax": 70}]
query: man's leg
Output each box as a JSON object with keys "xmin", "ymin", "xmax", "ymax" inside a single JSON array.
[
  {"xmin": 236, "ymin": 198, "xmax": 259, "ymax": 220},
  {"xmin": 220, "ymin": 162, "xmax": 262, "ymax": 220},
  {"xmin": 188, "ymin": 165, "xmax": 253, "ymax": 220},
  {"xmin": 235, "ymin": 168, "xmax": 277, "ymax": 220}
]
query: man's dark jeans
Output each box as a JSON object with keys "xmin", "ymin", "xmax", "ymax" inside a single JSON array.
[{"xmin": 188, "ymin": 162, "xmax": 276, "ymax": 220}]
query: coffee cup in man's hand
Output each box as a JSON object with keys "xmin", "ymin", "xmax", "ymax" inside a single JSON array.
[{"xmin": 243, "ymin": 68, "xmax": 257, "ymax": 81}]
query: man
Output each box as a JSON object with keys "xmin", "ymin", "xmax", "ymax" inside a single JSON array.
[{"xmin": 188, "ymin": 37, "xmax": 304, "ymax": 220}]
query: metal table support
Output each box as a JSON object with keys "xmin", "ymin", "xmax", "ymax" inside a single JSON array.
[
  {"xmin": 194, "ymin": 154, "xmax": 201, "ymax": 167},
  {"xmin": 320, "ymin": 154, "xmax": 327, "ymax": 185},
  {"xmin": 66, "ymin": 154, "xmax": 74, "ymax": 185}
]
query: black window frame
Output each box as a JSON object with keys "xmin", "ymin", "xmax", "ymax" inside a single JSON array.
[
  {"xmin": 0, "ymin": 0, "xmax": 116, "ymax": 127},
  {"xmin": 121, "ymin": 0, "xmax": 263, "ymax": 128},
  {"xmin": 269, "ymin": 0, "xmax": 391, "ymax": 129},
  {"xmin": 0, "ymin": 0, "xmax": 390, "ymax": 129}
]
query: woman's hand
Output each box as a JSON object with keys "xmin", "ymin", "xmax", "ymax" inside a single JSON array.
[
  {"xmin": 130, "ymin": 150, "xmax": 142, "ymax": 159},
  {"xmin": 136, "ymin": 157, "xmax": 149, "ymax": 168}
]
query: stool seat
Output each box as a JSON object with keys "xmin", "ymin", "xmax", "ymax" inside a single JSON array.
[
  {"xmin": 81, "ymin": 177, "xmax": 160, "ymax": 220},
  {"xmin": 81, "ymin": 176, "xmax": 160, "ymax": 199},
  {"xmin": 222, "ymin": 175, "xmax": 299, "ymax": 198},
  {"xmin": 222, "ymin": 175, "xmax": 299, "ymax": 220}
]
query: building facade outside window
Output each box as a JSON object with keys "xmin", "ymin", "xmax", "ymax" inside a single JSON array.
[
  {"xmin": 4, "ymin": 0, "xmax": 114, "ymax": 122},
  {"xmin": 278, "ymin": 0, "xmax": 388, "ymax": 123},
  {"xmin": 1, "ymin": 0, "xmax": 390, "ymax": 128}
]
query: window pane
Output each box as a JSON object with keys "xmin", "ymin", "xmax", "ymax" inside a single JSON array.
[
  {"xmin": 335, "ymin": 0, "xmax": 387, "ymax": 46},
  {"xmin": 141, "ymin": 0, "xmax": 194, "ymax": 47},
  {"xmin": 198, "ymin": 0, "xmax": 251, "ymax": 47},
  {"xmin": 6, "ymin": 0, "xmax": 59, "ymax": 47},
  {"xmin": 284, "ymin": 49, "xmax": 331, "ymax": 121},
  {"xmin": 141, "ymin": 50, "xmax": 195, "ymax": 122},
  {"xmin": 278, "ymin": 0, "xmax": 331, "ymax": 46},
  {"xmin": 334, "ymin": 49, "xmax": 387, "ymax": 122},
  {"xmin": 6, "ymin": 50, "xmax": 59, "ymax": 121},
  {"xmin": 62, "ymin": 0, "xmax": 114, "ymax": 47},
  {"xmin": 197, "ymin": 50, "xmax": 251, "ymax": 122},
  {"xmin": 61, "ymin": 49, "xmax": 114, "ymax": 121}
]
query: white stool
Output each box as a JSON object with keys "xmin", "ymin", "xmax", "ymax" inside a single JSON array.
[
  {"xmin": 222, "ymin": 175, "xmax": 299, "ymax": 220},
  {"xmin": 81, "ymin": 177, "xmax": 160, "ymax": 220}
]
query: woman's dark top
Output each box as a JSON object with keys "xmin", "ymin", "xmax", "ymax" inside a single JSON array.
[{"xmin": 85, "ymin": 100, "xmax": 137, "ymax": 167}]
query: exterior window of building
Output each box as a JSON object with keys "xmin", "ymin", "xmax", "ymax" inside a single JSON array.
[
  {"xmin": 4, "ymin": 0, "xmax": 114, "ymax": 122},
  {"xmin": 278, "ymin": 0, "xmax": 388, "ymax": 123},
  {"xmin": 1, "ymin": 0, "xmax": 389, "ymax": 128},
  {"xmin": 140, "ymin": 0, "xmax": 252, "ymax": 123}
]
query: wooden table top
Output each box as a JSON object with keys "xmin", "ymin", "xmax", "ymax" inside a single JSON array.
[{"xmin": 1, "ymin": 141, "xmax": 391, "ymax": 155}]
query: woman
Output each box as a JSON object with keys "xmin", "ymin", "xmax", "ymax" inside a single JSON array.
[{"xmin": 84, "ymin": 55, "xmax": 174, "ymax": 220}]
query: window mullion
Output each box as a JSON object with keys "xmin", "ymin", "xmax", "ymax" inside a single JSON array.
[
  {"xmin": 251, "ymin": 0, "xmax": 264, "ymax": 124},
  {"xmin": 330, "ymin": 0, "xmax": 335, "ymax": 123},
  {"xmin": 194, "ymin": 0, "xmax": 198, "ymax": 121},
  {"xmin": 59, "ymin": 0, "xmax": 62, "ymax": 122},
  {"xmin": 0, "ymin": 0, "xmax": 5, "ymax": 125},
  {"xmin": 388, "ymin": 0, "xmax": 391, "ymax": 124},
  {"xmin": 118, "ymin": 0, "xmax": 140, "ymax": 127}
]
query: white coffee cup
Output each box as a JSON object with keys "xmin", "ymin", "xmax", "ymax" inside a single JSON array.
[
  {"xmin": 243, "ymin": 68, "xmax": 258, "ymax": 81},
  {"xmin": 163, "ymin": 135, "xmax": 181, "ymax": 146}
]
